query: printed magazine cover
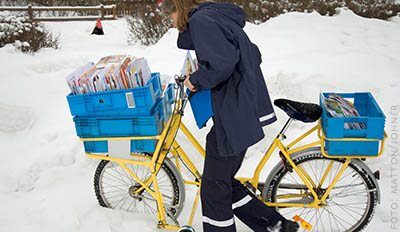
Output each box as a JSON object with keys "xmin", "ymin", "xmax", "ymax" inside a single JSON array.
[{"xmin": 65, "ymin": 55, "xmax": 152, "ymax": 95}]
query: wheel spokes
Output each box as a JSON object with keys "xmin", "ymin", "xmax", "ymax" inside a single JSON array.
[
  {"xmin": 100, "ymin": 160, "xmax": 176, "ymax": 214},
  {"xmin": 273, "ymin": 158, "xmax": 371, "ymax": 232}
]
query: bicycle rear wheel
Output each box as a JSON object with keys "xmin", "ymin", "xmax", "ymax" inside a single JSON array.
[
  {"xmin": 263, "ymin": 149, "xmax": 378, "ymax": 232},
  {"xmin": 94, "ymin": 153, "xmax": 185, "ymax": 218}
]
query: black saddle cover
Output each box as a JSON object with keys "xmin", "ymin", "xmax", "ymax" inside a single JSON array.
[{"xmin": 274, "ymin": 99, "xmax": 322, "ymax": 123}]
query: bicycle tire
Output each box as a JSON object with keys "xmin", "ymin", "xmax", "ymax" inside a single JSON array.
[
  {"xmin": 262, "ymin": 148, "xmax": 378, "ymax": 232},
  {"xmin": 93, "ymin": 153, "xmax": 185, "ymax": 219}
]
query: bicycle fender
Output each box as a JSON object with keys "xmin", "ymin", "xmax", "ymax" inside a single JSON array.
[{"xmin": 350, "ymin": 158, "xmax": 381, "ymax": 204}]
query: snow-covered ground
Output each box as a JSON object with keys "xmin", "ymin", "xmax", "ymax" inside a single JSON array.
[{"xmin": 1, "ymin": 9, "xmax": 400, "ymax": 232}]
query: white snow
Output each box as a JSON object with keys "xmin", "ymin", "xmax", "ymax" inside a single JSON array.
[{"xmin": 1, "ymin": 8, "xmax": 400, "ymax": 232}]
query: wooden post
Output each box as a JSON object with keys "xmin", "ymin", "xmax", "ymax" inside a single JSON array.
[
  {"xmin": 100, "ymin": 4, "xmax": 104, "ymax": 20},
  {"xmin": 112, "ymin": 4, "xmax": 116, "ymax": 19},
  {"xmin": 27, "ymin": 4, "xmax": 33, "ymax": 21}
]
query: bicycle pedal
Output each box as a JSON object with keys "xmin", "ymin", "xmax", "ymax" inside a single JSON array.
[
  {"xmin": 244, "ymin": 181, "xmax": 257, "ymax": 196},
  {"xmin": 292, "ymin": 215, "xmax": 312, "ymax": 231}
]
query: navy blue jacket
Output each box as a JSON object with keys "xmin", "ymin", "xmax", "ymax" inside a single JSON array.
[{"xmin": 178, "ymin": 2, "xmax": 277, "ymax": 156}]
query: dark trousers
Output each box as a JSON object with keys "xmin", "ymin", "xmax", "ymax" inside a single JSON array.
[{"xmin": 200, "ymin": 127, "xmax": 284, "ymax": 232}]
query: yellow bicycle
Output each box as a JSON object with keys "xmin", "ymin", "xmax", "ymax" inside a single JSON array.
[{"xmin": 80, "ymin": 75, "xmax": 387, "ymax": 232}]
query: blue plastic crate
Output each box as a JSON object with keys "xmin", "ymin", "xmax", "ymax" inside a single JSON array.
[
  {"xmin": 320, "ymin": 92, "xmax": 386, "ymax": 156},
  {"xmin": 156, "ymin": 98, "xmax": 172, "ymax": 124},
  {"xmin": 83, "ymin": 139, "xmax": 157, "ymax": 153},
  {"xmin": 67, "ymin": 72, "xmax": 162, "ymax": 117},
  {"xmin": 74, "ymin": 100, "xmax": 164, "ymax": 153},
  {"xmin": 73, "ymin": 115, "xmax": 163, "ymax": 138},
  {"xmin": 151, "ymin": 83, "xmax": 174, "ymax": 123},
  {"xmin": 165, "ymin": 83, "xmax": 175, "ymax": 104},
  {"xmin": 160, "ymin": 84, "xmax": 174, "ymax": 122}
]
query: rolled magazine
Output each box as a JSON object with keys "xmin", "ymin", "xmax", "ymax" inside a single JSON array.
[{"xmin": 322, "ymin": 94, "xmax": 366, "ymax": 130}]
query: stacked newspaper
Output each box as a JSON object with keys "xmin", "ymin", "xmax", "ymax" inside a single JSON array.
[
  {"xmin": 322, "ymin": 94, "xmax": 366, "ymax": 130},
  {"xmin": 66, "ymin": 55, "xmax": 152, "ymax": 95}
]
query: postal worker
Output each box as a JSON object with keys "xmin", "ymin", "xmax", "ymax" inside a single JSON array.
[{"xmin": 161, "ymin": 1, "xmax": 299, "ymax": 231}]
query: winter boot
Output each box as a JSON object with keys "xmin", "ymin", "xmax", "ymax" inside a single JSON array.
[
  {"xmin": 281, "ymin": 219, "xmax": 300, "ymax": 232},
  {"xmin": 267, "ymin": 219, "xmax": 299, "ymax": 232}
]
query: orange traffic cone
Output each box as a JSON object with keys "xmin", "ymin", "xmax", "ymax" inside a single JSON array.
[{"xmin": 91, "ymin": 18, "xmax": 104, "ymax": 35}]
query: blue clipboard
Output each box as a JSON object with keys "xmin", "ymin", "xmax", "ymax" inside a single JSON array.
[{"xmin": 187, "ymin": 89, "xmax": 214, "ymax": 129}]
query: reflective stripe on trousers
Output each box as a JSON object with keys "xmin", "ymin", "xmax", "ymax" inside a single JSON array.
[
  {"xmin": 202, "ymin": 195, "xmax": 252, "ymax": 228},
  {"xmin": 203, "ymin": 216, "xmax": 235, "ymax": 227},
  {"xmin": 232, "ymin": 195, "xmax": 252, "ymax": 210}
]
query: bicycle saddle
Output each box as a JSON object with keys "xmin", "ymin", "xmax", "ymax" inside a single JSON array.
[{"xmin": 274, "ymin": 98, "xmax": 322, "ymax": 123}]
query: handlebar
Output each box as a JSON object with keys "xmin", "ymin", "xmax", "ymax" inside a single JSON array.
[
  {"xmin": 174, "ymin": 74, "xmax": 187, "ymax": 83},
  {"xmin": 174, "ymin": 74, "xmax": 187, "ymax": 102},
  {"xmin": 174, "ymin": 74, "xmax": 197, "ymax": 102},
  {"xmin": 173, "ymin": 74, "xmax": 190, "ymax": 113}
]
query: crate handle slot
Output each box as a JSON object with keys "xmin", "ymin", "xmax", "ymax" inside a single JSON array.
[{"xmin": 126, "ymin": 92, "xmax": 136, "ymax": 108}]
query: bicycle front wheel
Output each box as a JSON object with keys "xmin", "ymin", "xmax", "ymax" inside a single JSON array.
[
  {"xmin": 94, "ymin": 153, "xmax": 185, "ymax": 218},
  {"xmin": 263, "ymin": 149, "xmax": 378, "ymax": 232}
]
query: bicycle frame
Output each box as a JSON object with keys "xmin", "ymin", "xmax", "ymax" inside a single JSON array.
[{"xmin": 79, "ymin": 91, "xmax": 388, "ymax": 230}]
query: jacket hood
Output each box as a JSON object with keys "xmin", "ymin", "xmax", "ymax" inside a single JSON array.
[{"xmin": 192, "ymin": 2, "xmax": 246, "ymax": 28}]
